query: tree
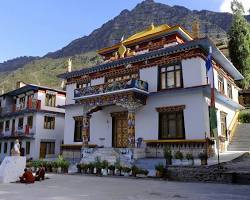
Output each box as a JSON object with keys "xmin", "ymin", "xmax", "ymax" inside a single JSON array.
[{"xmin": 228, "ymin": 0, "xmax": 250, "ymax": 89}]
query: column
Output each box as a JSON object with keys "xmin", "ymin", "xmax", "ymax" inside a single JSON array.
[
  {"xmin": 82, "ymin": 114, "xmax": 90, "ymax": 147},
  {"xmin": 127, "ymin": 109, "xmax": 136, "ymax": 148}
]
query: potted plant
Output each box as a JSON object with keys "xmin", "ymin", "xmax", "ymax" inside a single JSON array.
[
  {"xmin": 52, "ymin": 161, "xmax": 58, "ymax": 173},
  {"xmin": 163, "ymin": 146, "xmax": 172, "ymax": 166},
  {"xmin": 155, "ymin": 163, "xmax": 164, "ymax": 178},
  {"xmin": 80, "ymin": 163, "xmax": 88, "ymax": 174},
  {"xmin": 185, "ymin": 153, "xmax": 194, "ymax": 165},
  {"xmin": 199, "ymin": 152, "xmax": 208, "ymax": 165},
  {"xmin": 76, "ymin": 163, "xmax": 81, "ymax": 173},
  {"xmin": 131, "ymin": 165, "xmax": 139, "ymax": 177},
  {"xmin": 108, "ymin": 165, "xmax": 115, "ymax": 175},
  {"xmin": 61, "ymin": 160, "xmax": 70, "ymax": 173},
  {"xmin": 174, "ymin": 151, "xmax": 183, "ymax": 165},
  {"xmin": 88, "ymin": 163, "xmax": 95, "ymax": 174},
  {"xmin": 136, "ymin": 168, "xmax": 149, "ymax": 177},
  {"xmin": 122, "ymin": 166, "xmax": 131, "ymax": 177},
  {"xmin": 114, "ymin": 158, "xmax": 122, "ymax": 176},
  {"xmin": 101, "ymin": 160, "xmax": 109, "ymax": 176},
  {"xmin": 94, "ymin": 157, "xmax": 102, "ymax": 175}
]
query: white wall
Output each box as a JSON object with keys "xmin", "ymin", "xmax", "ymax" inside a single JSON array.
[
  {"xmin": 136, "ymin": 89, "xmax": 209, "ymax": 141},
  {"xmin": 139, "ymin": 66, "xmax": 158, "ymax": 92},
  {"xmin": 66, "ymin": 83, "xmax": 76, "ymax": 105},
  {"xmin": 182, "ymin": 57, "xmax": 207, "ymax": 88},
  {"xmin": 91, "ymin": 77, "xmax": 104, "ymax": 86}
]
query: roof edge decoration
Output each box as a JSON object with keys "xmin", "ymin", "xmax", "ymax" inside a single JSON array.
[
  {"xmin": 58, "ymin": 37, "xmax": 243, "ymax": 81},
  {"xmin": 97, "ymin": 24, "xmax": 193, "ymax": 55}
]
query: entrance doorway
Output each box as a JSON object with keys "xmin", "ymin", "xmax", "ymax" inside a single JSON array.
[{"xmin": 112, "ymin": 112, "xmax": 128, "ymax": 148}]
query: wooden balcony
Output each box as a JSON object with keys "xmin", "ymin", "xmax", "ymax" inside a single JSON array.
[{"xmin": 74, "ymin": 79, "xmax": 149, "ymax": 99}]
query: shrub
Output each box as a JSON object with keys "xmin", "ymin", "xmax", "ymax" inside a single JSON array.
[
  {"xmin": 163, "ymin": 147, "xmax": 172, "ymax": 160},
  {"xmin": 94, "ymin": 157, "xmax": 102, "ymax": 174},
  {"xmin": 122, "ymin": 167, "xmax": 131, "ymax": 174},
  {"xmin": 174, "ymin": 151, "xmax": 184, "ymax": 160},
  {"xmin": 155, "ymin": 163, "xmax": 164, "ymax": 172},
  {"xmin": 186, "ymin": 153, "xmax": 194, "ymax": 160},
  {"xmin": 108, "ymin": 165, "xmax": 115, "ymax": 175},
  {"xmin": 239, "ymin": 112, "xmax": 250, "ymax": 123},
  {"xmin": 131, "ymin": 165, "xmax": 139, "ymax": 177},
  {"xmin": 101, "ymin": 160, "xmax": 109, "ymax": 169},
  {"xmin": 136, "ymin": 168, "xmax": 149, "ymax": 176},
  {"xmin": 198, "ymin": 152, "xmax": 208, "ymax": 160}
]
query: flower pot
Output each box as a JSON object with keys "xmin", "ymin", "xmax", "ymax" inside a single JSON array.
[
  {"xmin": 57, "ymin": 167, "xmax": 62, "ymax": 173},
  {"xmin": 200, "ymin": 158, "xmax": 207, "ymax": 166},
  {"xmin": 102, "ymin": 169, "xmax": 108, "ymax": 176},
  {"xmin": 156, "ymin": 170, "xmax": 163, "ymax": 178},
  {"xmin": 52, "ymin": 167, "xmax": 57, "ymax": 173},
  {"xmin": 173, "ymin": 159, "xmax": 182, "ymax": 166}
]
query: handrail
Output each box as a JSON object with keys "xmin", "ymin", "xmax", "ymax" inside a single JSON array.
[{"xmin": 228, "ymin": 111, "xmax": 239, "ymax": 142}]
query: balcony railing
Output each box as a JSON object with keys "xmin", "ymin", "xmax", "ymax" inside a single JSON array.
[
  {"xmin": 0, "ymin": 99, "xmax": 41, "ymax": 116},
  {"xmin": 74, "ymin": 79, "xmax": 149, "ymax": 98}
]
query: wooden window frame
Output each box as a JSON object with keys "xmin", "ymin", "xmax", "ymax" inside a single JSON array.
[
  {"xmin": 44, "ymin": 116, "xmax": 55, "ymax": 129},
  {"xmin": 158, "ymin": 63, "xmax": 183, "ymax": 91},
  {"xmin": 18, "ymin": 117, "xmax": 24, "ymax": 130},
  {"xmin": 27, "ymin": 116, "xmax": 33, "ymax": 129},
  {"xmin": 227, "ymin": 83, "xmax": 233, "ymax": 99},
  {"xmin": 220, "ymin": 111, "xmax": 227, "ymax": 138},
  {"xmin": 218, "ymin": 75, "xmax": 224, "ymax": 94},
  {"xmin": 45, "ymin": 94, "xmax": 56, "ymax": 107},
  {"xmin": 74, "ymin": 118, "xmax": 83, "ymax": 142},
  {"xmin": 157, "ymin": 106, "xmax": 185, "ymax": 140},
  {"xmin": 26, "ymin": 141, "xmax": 30, "ymax": 155}
]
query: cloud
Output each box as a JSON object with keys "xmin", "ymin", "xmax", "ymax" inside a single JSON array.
[{"xmin": 220, "ymin": 0, "xmax": 250, "ymax": 14}]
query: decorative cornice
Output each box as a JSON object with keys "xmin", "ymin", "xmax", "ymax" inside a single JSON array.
[{"xmin": 156, "ymin": 105, "xmax": 185, "ymax": 113}]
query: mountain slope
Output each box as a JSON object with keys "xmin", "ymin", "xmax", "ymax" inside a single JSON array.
[{"xmin": 45, "ymin": 0, "xmax": 249, "ymax": 59}]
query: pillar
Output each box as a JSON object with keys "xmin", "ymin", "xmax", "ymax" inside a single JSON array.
[
  {"xmin": 82, "ymin": 114, "xmax": 90, "ymax": 147},
  {"xmin": 127, "ymin": 109, "xmax": 136, "ymax": 148}
]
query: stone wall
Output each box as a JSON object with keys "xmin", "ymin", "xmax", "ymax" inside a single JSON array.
[{"xmin": 167, "ymin": 165, "xmax": 235, "ymax": 184}]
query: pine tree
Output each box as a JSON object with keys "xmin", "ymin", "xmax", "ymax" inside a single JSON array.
[{"xmin": 228, "ymin": 0, "xmax": 250, "ymax": 89}]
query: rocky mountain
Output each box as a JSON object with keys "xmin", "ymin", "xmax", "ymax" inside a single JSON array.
[
  {"xmin": 45, "ymin": 0, "xmax": 250, "ymax": 59},
  {"xmin": 0, "ymin": 0, "xmax": 250, "ymax": 92},
  {"xmin": 0, "ymin": 56, "xmax": 40, "ymax": 72}
]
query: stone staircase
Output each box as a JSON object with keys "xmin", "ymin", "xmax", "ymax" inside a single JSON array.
[{"xmin": 228, "ymin": 123, "xmax": 250, "ymax": 151}]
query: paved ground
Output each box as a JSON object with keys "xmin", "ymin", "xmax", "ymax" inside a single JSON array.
[{"xmin": 0, "ymin": 174, "xmax": 250, "ymax": 200}]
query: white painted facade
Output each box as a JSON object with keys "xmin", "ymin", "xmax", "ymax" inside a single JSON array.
[
  {"xmin": 0, "ymin": 84, "xmax": 65, "ymax": 161},
  {"xmin": 63, "ymin": 56, "xmax": 242, "ymax": 152}
]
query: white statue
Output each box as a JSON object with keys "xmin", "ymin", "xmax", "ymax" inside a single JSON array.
[{"xmin": 11, "ymin": 139, "xmax": 20, "ymax": 156}]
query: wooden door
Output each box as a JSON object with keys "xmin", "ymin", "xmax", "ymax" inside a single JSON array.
[
  {"xmin": 112, "ymin": 112, "xmax": 128, "ymax": 148},
  {"xmin": 40, "ymin": 142, "xmax": 47, "ymax": 159}
]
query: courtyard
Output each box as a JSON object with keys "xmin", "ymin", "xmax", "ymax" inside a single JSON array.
[{"xmin": 0, "ymin": 174, "xmax": 249, "ymax": 200}]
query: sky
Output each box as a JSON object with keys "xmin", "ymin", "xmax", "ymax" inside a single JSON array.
[{"xmin": 0, "ymin": 0, "xmax": 249, "ymax": 63}]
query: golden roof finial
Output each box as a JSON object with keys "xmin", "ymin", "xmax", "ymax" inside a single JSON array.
[
  {"xmin": 118, "ymin": 43, "xmax": 126, "ymax": 58},
  {"xmin": 149, "ymin": 22, "xmax": 155, "ymax": 31},
  {"xmin": 192, "ymin": 19, "xmax": 200, "ymax": 39}
]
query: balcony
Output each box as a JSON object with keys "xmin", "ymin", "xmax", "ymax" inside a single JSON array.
[
  {"xmin": 0, "ymin": 99, "xmax": 41, "ymax": 117},
  {"xmin": 74, "ymin": 79, "xmax": 149, "ymax": 99}
]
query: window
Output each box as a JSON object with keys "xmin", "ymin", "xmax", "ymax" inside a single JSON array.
[
  {"xmin": 19, "ymin": 96, "xmax": 25, "ymax": 109},
  {"xmin": 220, "ymin": 112, "xmax": 227, "ymax": 138},
  {"xmin": 76, "ymin": 82, "xmax": 91, "ymax": 89},
  {"xmin": 218, "ymin": 75, "xmax": 224, "ymax": 94},
  {"xmin": 159, "ymin": 111, "xmax": 185, "ymax": 139},
  {"xmin": 159, "ymin": 64, "xmax": 182, "ymax": 90},
  {"xmin": 74, "ymin": 119, "xmax": 83, "ymax": 142},
  {"xmin": 10, "ymin": 142, "xmax": 14, "ymax": 153},
  {"xmin": 27, "ymin": 116, "xmax": 33, "ymax": 128},
  {"xmin": 0, "ymin": 121, "xmax": 3, "ymax": 133},
  {"xmin": 5, "ymin": 120, "xmax": 10, "ymax": 131},
  {"xmin": 106, "ymin": 73, "xmax": 139, "ymax": 83},
  {"xmin": 0, "ymin": 142, "xmax": 2, "ymax": 153},
  {"xmin": 41, "ymin": 142, "xmax": 55, "ymax": 155},
  {"xmin": 26, "ymin": 141, "xmax": 30, "ymax": 155},
  {"xmin": 227, "ymin": 83, "xmax": 233, "ymax": 99},
  {"xmin": 4, "ymin": 142, "xmax": 7, "ymax": 154},
  {"xmin": 44, "ymin": 116, "xmax": 55, "ymax": 129},
  {"xmin": 45, "ymin": 94, "xmax": 56, "ymax": 107},
  {"xmin": 18, "ymin": 117, "xmax": 24, "ymax": 129}
]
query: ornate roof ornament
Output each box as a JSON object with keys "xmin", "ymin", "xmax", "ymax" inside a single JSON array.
[{"xmin": 118, "ymin": 42, "xmax": 126, "ymax": 58}]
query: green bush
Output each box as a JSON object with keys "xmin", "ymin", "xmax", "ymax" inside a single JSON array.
[
  {"xmin": 239, "ymin": 112, "xmax": 250, "ymax": 123},
  {"xmin": 155, "ymin": 163, "xmax": 164, "ymax": 172},
  {"xmin": 174, "ymin": 151, "xmax": 184, "ymax": 160},
  {"xmin": 186, "ymin": 153, "xmax": 194, "ymax": 160},
  {"xmin": 131, "ymin": 165, "xmax": 139, "ymax": 177},
  {"xmin": 122, "ymin": 167, "xmax": 131, "ymax": 173}
]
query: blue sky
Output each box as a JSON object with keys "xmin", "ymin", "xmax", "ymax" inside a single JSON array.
[{"xmin": 0, "ymin": 0, "xmax": 230, "ymax": 62}]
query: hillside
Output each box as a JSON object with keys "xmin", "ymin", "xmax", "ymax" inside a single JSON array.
[
  {"xmin": 0, "ymin": 52, "xmax": 101, "ymax": 93},
  {"xmin": 1, "ymin": 0, "xmax": 250, "ymax": 92}
]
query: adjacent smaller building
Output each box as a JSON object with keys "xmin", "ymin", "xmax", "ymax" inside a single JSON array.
[{"xmin": 0, "ymin": 82, "xmax": 65, "ymax": 161}]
